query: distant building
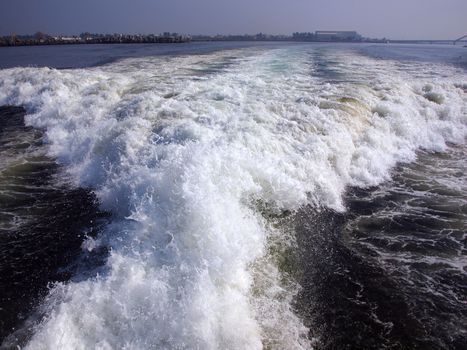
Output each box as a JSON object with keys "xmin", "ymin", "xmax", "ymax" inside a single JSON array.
[
  {"xmin": 315, "ymin": 31, "xmax": 361, "ymax": 41},
  {"xmin": 56, "ymin": 36, "xmax": 80, "ymax": 42}
]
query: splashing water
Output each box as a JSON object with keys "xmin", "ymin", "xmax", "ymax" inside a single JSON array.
[{"xmin": 0, "ymin": 44, "xmax": 465, "ymax": 349}]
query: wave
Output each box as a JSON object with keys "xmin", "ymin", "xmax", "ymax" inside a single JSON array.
[{"xmin": 0, "ymin": 46, "xmax": 465, "ymax": 349}]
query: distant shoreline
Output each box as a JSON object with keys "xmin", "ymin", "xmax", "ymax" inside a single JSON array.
[
  {"xmin": 0, "ymin": 34, "xmax": 191, "ymax": 47},
  {"xmin": 0, "ymin": 40, "xmax": 462, "ymax": 48},
  {"xmin": 0, "ymin": 33, "xmax": 463, "ymax": 48},
  {"xmin": 0, "ymin": 31, "xmax": 382, "ymax": 47}
]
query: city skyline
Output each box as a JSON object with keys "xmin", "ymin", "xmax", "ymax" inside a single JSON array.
[{"xmin": 0, "ymin": 0, "xmax": 465, "ymax": 40}]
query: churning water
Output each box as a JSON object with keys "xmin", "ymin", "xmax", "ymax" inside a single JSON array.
[{"xmin": 0, "ymin": 43, "xmax": 466, "ymax": 349}]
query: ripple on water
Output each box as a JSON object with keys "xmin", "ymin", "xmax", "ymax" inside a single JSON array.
[{"xmin": 0, "ymin": 106, "xmax": 109, "ymax": 344}]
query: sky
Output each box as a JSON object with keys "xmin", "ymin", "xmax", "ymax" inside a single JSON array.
[{"xmin": 0, "ymin": 0, "xmax": 465, "ymax": 40}]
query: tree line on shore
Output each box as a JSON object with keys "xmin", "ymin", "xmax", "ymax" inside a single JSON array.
[
  {"xmin": 0, "ymin": 31, "xmax": 387, "ymax": 47},
  {"xmin": 0, "ymin": 32, "xmax": 191, "ymax": 47}
]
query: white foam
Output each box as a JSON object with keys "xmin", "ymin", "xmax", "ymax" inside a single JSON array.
[{"xmin": 0, "ymin": 46, "xmax": 465, "ymax": 349}]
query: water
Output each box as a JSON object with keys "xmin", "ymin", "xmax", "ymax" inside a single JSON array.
[
  {"xmin": 0, "ymin": 42, "xmax": 290, "ymax": 69},
  {"xmin": 293, "ymin": 146, "xmax": 467, "ymax": 349},
  {"xmin": 0, "ymin": 106, "xmax": 109, "ymax": 342},
  {"xmin": 0, "ymin": 42, "xmax": 465, "ymax": 349}
]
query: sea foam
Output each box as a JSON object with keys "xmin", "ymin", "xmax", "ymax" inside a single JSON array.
[{"xmin": 0, "ymin": 46, "xmax": 465, "ymax": 349}]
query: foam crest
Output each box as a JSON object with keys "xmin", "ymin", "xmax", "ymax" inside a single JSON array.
[{"xmin": 0, "ymin": 46, "xmax": 465, "ymax": 349}]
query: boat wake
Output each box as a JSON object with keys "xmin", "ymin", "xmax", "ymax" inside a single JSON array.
[{"xmin": 0, "ymin": 45, "xmax": 465, "ymax": 349}]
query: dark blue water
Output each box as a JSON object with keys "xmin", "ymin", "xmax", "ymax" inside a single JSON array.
[
  {"xmin": 0, "ymin": 106, "xmax": 110, "ymax": 342},
  {"xmin": 360, "ymin": 43, "xmax": 467, "ymax": 67},
  {"xmin": 293, "ymin": 146, "xmax": 467, "ymax": 350},
  {"xmin": 0, "ymin": 42, "xmax": 294, "ymax": 69},
  {"xmin": 1, "ymin": 42, "xmax": 466, "ymax": 70}
]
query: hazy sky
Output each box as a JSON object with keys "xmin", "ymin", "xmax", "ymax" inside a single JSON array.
[{"xmin": 0, "ymin": 0, "xmax": 465, "ymax": 39}]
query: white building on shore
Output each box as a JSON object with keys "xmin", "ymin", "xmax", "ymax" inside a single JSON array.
[{"xmin": 315, "ymin": 31, "xmax": 361, "ymax": 41}]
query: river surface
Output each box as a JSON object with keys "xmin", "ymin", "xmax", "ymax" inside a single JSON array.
[{"xmin": 0, "ymin": 42, "xmax": 466, "ymax": 349}]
